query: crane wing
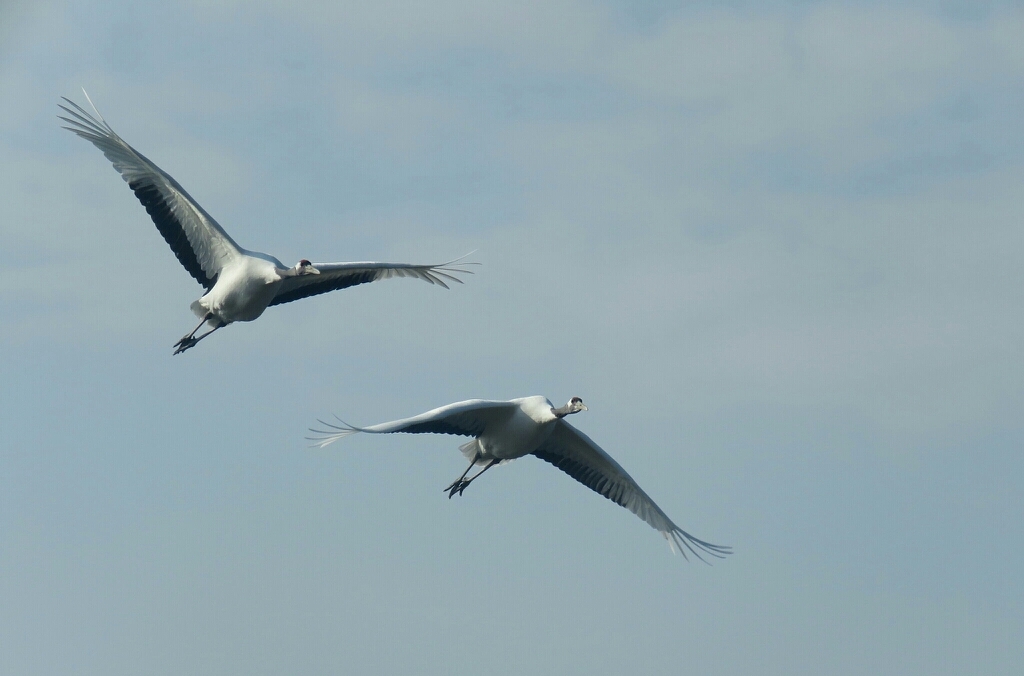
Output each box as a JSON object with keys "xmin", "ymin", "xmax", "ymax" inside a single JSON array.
[
  {"xmin": 59, "ymin": 94, "xmax": 241, "ymax": 290},
  {"xmin": 308, "ymin": 399, "xmax": 518, "ymax": 447},
  {"xmin": 269, "ymin": 258, "xmax": 475, "ymax": 307},
  {"xmin": 532, "ymin": 422, "xmax": 731, "ymax": 562}
]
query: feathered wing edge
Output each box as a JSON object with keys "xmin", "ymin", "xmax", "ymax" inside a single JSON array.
[
  {"xmin": 356, "ymin": 252, "xmax": 479, "ymax": 290},
  {"xmin": 307, "ymin": 417, "xmax": 366, "ymax": 448},
  {"xmin": 306, "ymin": 414, "xmax": 485, "ymax": 449},
  {"xmin": 664, "ymin": 526, "xmax": 733, "ymax": 564},
  {"xmin": 533, "ymin": 423, "xmax": 732, "ymax": 564},
  {"xmin": 270, "ymin": 254, "xmax": 478, "ymax": 307},
  {"xmin": 308, "ymin": 417, "xmax": 503, "ymax": 471},
  {"xmin": 306, "ymin": 399, "xmax": 515, "ymax": 448},
  {"xmin": 58, "ymin": 90, "xmax": 240, "ymax": 289}
]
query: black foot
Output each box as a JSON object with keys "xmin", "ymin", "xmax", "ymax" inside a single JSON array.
[
  {"xmin": 444, "ymin": 479, "xmax": 471, "ymax": 499},
  {"xmin": 173, "ymin": 336, "xmax": 198, "ymax": 355}
]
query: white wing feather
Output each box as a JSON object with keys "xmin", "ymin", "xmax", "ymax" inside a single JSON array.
[
  {"xmin": 59, "ymin": 92, "xmax": 241, "ymax": 288},
  {"xmin": 271, "ymin": 257, "xmax": 476, "ymax": 306},
  {"xmin": 308, "ymin": 399, "xmax": 518, "ymax": 447}
]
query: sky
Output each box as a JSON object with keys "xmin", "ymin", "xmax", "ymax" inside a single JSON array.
[{"xmin": 1, "ymin": 1, "xmax": 1021, "ymax": 674}]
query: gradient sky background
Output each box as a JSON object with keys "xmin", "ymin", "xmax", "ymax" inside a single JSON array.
[{"xmin": 1, "ymin": 1, "xmax": 1021, "ymax": 674}]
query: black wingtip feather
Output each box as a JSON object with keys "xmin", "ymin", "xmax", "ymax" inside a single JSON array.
[
  {"xmin": 533, "ymin": 449, "xmax": 635, "ymax": 511},
  {"xmin": 268, "ymin": 270, "xmax": 379, "ymax": 307},
  {"xmin": 401, "ymin": 420, "xmax": 484, "ymax": 437},
  {"xmin": 532, "ymin": 448, "xmax": 731, "ymax": 563},
  {"xmin": 129, "ymin": 180, "xmax": 216, "ymax": 290}
]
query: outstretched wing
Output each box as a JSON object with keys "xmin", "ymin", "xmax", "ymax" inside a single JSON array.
[
  {"xmin": 308, "ymin": 399, "xmax": 518, "ymax": 447},
  {"xmin": 532, "ymin": 422, "xmax": 731, "ymax": 562},
  {"xmin": 270, "ymin": 257, "xmax": 476, "ymax": 307},
  {"xmin": 59, "ymin": 93, "xmax": 241, "ymax": 290}
]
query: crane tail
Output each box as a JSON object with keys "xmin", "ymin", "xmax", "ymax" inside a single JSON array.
[{"xmin": 458, "ymin": 439, "xmax": 483, "ymax": 463}]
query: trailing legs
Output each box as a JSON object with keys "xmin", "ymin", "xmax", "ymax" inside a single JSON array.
[
  {"xmin": 173, "ymin": 313, "xmax": 218, "ymax": 355},
  {"xmin": 444, "ymin": 457, "xmax": 500, "ymax": 499}
]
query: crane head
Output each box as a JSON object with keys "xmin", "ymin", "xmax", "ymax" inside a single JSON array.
[
  {"xmin": 296, "ymin": 259, "xmax": 320, "ymax": 275},
  {"xmin": 566, "ymin": 397, "xmax": 588, "ymax": 414}
]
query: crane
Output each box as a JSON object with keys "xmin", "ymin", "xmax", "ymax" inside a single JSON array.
[
  {"xmin": 311, "ymin": 396, "xmax": 731, "ymax": 561},
  {"xmin": 59, "ymin": 93, "xmax": 474, "ymax": 354}
]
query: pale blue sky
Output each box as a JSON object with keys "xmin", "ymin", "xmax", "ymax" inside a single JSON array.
[{"xmin": 1, "ymin": 2, "xmax": 1021, "ymax": 674}]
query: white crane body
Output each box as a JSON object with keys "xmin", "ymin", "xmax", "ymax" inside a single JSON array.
[{"xmin": 192, "ymin": 255, "xmax": 284, "ymax": 326}]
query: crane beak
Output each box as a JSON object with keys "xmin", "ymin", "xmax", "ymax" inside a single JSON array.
[
  {"xmin": 580, "ymin": 404, "xmax": 588, "ymax": 411},
  {"xmin": 307, "ymin": 265, "xmax": 321, "ymax": 275}
]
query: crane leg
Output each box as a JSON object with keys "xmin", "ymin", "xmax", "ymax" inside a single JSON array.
[
  {"xmin": 445, "ymin": 458, "xmax": 499, "ymax": 499},
  {"xmin": 173, "ymin": 314, "xmax": 218, "ymax": 355},
  {"xmin": 174, "ymin": 313, "xmax": 212, "ymax": 349},
  {"xmin": 444, "ymin": 454, "xmax": 478, "ymax": 495}
]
